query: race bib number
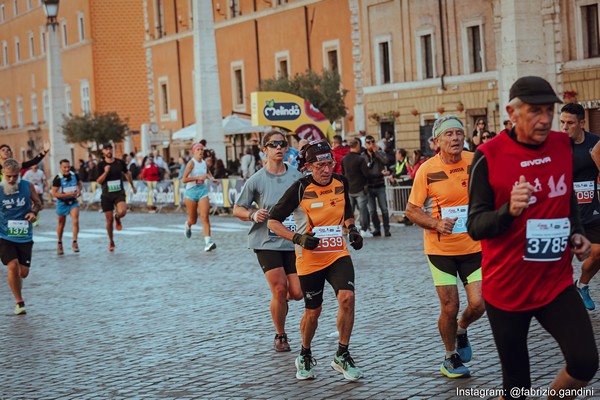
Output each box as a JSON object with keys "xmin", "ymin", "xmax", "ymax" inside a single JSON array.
[
  {"xmin": 312, "ymin": 225, "xmax": 344, "ymax": 253},
  {"xmin": 574, "ymin": 181, "xmax": 595, "ymax": 204},
  {"xmin": 524, "ymin": 218, "xmax": 570, "ymax": 262},
  {"xmin": 441, "ymin": 205, "xmax": 468, "ymax": 234},
  {"xmin": 8, "ymin": 220, "xmax": 29, "ymax": 237},
  {"xmin": 107, "ymin": 180, "xmax": 122, "ymax": 193},
  {"xmin": 63, "ymin": 185, "xmax": 77, "ymax": 194},
  {"xmin": 269, "ymin": 215, "xmax": 296, "ymax": 237}
]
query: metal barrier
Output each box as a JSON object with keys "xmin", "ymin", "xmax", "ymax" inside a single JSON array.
[{"xmin": 385, "ymin": 184, "xmax": 412, "ymax": 217}]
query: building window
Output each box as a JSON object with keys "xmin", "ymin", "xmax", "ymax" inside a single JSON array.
[
  {"xmin": 6, "ymin": 99, "xmax": 11, "ymax": 128},
  {"xmin": 231, "ymin": 61, "xmax": 245, "ymax": 110},
  {"xmin": 323, "ymin": 39, "xmax": 341, "ymax": 75},
  {"xmin": 229, "ymin": 0, "xmax": 240, "ymax": 17},
  {"xmin": 374, "ymin": 35, "xmax": 392, "ymax": 85},
  {"xmin": 40, "ymin": 28, "xmax": 45, "ymax": 55},
  {"xmin": 275, "ymin": 51, "xmax": 290, "ymax": 79},
  {"xmin": 42, "ymin": 90, "xmax": 48, "ymax": 122},
  {"xmin": 31, "ymin": 93, "xmax": 38, "ymax": 125},
  {"xmin": 1, "ymin": 4, "xmax": 5, "ymax": 23},
  {"xmin": 416, "ymin": 30, "xmax": 436, "ymax": 80},
  {"xmin": 13, "ymin": 0, "xmax": 17, "ymax": 16},
  {"xmin": 155, "ymin": 0, "xmax": 165, "ymax": 38},
  {"xmin": 61, "ymin": 20, "xmax": 67, "ymax": 47},
  {"xmin": 81, "ymin": 80, "xmax": 90, "ymax": 114},
  {"xmin": 65, "ymin": 85, "xmax": 72, "ymax": 115},
  {"xmin": 28, "ymin": 32, "xmax": 34, "ymax": 58},
  {"xmin": 14, "ymin": 37, "xmax": 20, "ymax": 63},
  {"xmin": 2, "ymin": 41, "xmax": 7, "ymax": 66},
  {"xmin": 462, "ymin": 21, "xmax": 485, "ymax": 74},
  {"xmin": 582, "ymin": 3, "xmax": 600, "ymax": 58},
  {"xmin": 27, "ymin": 0, "xmax": 32, "ymax": 11},
  {"xmin": 158, "ymin": 77, "xmax": 170, "ymax": 120},
  {"xmin": 274, "ymin": 0, "xmax": 288, "ymax": 5},
  {"xmin": 0, "ymin": 101, "xmax": 5, "ymax": 128},
  {"xmin": 78, "ymin": 12, "xmax": 85, "ymax": 42},
  {"xmin": 17, "ymin": 96, "xmax": 23, "ymax": 127}
]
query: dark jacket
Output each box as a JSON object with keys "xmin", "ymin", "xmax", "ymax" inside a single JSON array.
[
  {"xmin": 341, "ymin": 152, "xmax": 370, "ymax": 195},
  {"xmin": 363, "ymin": 150, "xmax": 388, "ymax": 188}
]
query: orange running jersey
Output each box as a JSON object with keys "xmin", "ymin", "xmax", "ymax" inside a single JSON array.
[
  {"xmin": 269, "ymin": 174, "xmax": 354, "ymax": 275},
  {"xmin": 407, "ymin": 152, "xmax": 481, "ymax": 256}
]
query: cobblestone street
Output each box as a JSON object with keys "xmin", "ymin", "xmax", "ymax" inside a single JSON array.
[{"xmin": 0, "ymin": 209, "xmax": 598, "ymax": 399}]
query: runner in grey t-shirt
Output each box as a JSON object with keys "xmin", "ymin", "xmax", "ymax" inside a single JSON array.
[{"xmin": 233, "ymin": 131, "xmax": 303, "ymax": 353}]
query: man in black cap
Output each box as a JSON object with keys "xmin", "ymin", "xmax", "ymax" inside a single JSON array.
[
  {"xmin": 268, "ymin": 139, "xmax": 364, "ymax": 382},
  {"xmin": 467, "ymin": 76, "xmax": 597, "ymax": 399},
  {"xmin": 96, "ymin": 142, "xmax": 137, "ymax": 252}
]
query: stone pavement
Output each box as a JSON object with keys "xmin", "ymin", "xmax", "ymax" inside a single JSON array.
[{"xmin": 0, "ymin": 209, "xmax": 599, "ymax": 399}]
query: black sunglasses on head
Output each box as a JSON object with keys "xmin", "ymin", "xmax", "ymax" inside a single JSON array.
[{"xmin": 265, "ymin": 140, "xmax": 288, "ymax": 148}]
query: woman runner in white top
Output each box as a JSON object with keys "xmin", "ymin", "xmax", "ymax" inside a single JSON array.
[
  {"xmin": 233, "ymin": 130, "xmax": 303, "ymax": 352},
  {"xmin": 182, "ymin": 143, "xmax": 219, "ymax": 252}
]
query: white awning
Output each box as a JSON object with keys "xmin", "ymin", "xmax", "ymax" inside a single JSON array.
[{"xmin": 172, "ymin": 115, "xmax": 272, "ymax": 141}]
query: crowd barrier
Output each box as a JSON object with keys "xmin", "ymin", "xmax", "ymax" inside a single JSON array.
[
  {"xmin": 45, "ymin": 178, "xmax": 246, "ymax": 210},
  {"xmin": 385, "ymin": 184, "xmax": 412, "ymax": 217}
]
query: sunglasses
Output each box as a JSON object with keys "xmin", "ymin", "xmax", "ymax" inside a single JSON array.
[
  {"xmin": 312, "ymin": 161, "xmax": 336, "ymax": 170},
  {"xmin": 365, "ymin": 140, "xmax": 374, "ymax": 144},
  {"xmin": 482, "ymin": 135, "xmax": 490, "ymax": 139},
  {"xmin": 265, "ymin": 140, "xmax": 288, "ymax": 148}
]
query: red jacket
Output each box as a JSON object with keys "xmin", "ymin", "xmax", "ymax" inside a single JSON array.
[
  {"xmin": 332, "ymin": 145, "xmax": 350, "ymax": 174},
  {"xmin": 141, "ymin": 163, "xmax": 160, "ymax": 181}
]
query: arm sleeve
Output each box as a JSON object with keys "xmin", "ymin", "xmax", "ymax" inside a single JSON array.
[
  {"xmin": 22, "ymin": 152, "xmax": 45, "ymax": 169},
  {"xmin": 269, "ymin": 180, "xmax": 303, "ymax": 222},
  {"xmin": 466, "ymin": 151, "xmax": 515, "ymax": 240}
]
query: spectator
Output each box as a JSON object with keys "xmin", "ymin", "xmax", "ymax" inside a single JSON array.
[
  {"xmin": 471, "ymin": 118, "xmax": 487, "ymax": 150},
  {"xmin": 213, "ymin": 158, "xmax": 229, "ymax": 179},
  {"xmin": 127, "ymin": 152, "xmax": 140, "ymax": 180},
  {"xmin": 240, "ymin": 146, "xmax": 256, "ymax": 179},
  {"xmin": 480, "ymin": 130, "xmax": 496, "ymax": 146},
  {"xmin": 363, "ymin": 135, "xmax": 391, "ymax": 237},
  {"xmin": 342, "ymin": 138, "xmax": 372, "ymax": 237},
  {"xmin": 378, "ymin": 131, "xmax": 396, "ymax": 167},
  {"xmin": 140, "ymin": 156, "xmax": 160, "ymax": 182},
  {"xmin": 389, "ymin": 149, "xmax": 412, "ymax": 186},
  {"xmin": 331, "ymin": 135, "xmax": 350, "ymax": 175},
  {"xmin": 77, "ymin": 159, "xmax": 89, "ymax": 182},
  {"xmin": 408, "ymin": 149, "xmax": 426, "ymax": 180}
]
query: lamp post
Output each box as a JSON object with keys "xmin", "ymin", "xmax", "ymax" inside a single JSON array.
[{"xmin": 44, "ymin": 0, "xmax": 70, "ymax": 177}]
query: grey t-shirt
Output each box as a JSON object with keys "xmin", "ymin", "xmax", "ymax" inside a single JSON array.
[{"xmin": 236, "ymin": 164, "xmax": 302, "ymax": 250}]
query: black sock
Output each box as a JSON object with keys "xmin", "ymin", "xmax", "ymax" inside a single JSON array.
[
  {"xmin": 337, "ymin": 343, "xmax": 349, "ymax": 357},
  {"xmin": 300, "ymin": 346, "xmax": 311, "ymax": 356}
]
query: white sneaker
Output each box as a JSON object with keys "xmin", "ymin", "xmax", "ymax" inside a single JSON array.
[
  {"xmin": 360, "ymin": 230, "xmax": 373, "ymax": 238},
  {"xmin": 204, "ymin": 241, "xmax": 217, "ymax": 252}
]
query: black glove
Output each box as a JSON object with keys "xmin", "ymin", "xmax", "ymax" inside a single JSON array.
[
  {"xmin": 348, "ymin": 225, "xmax": 363, "ymax": 250},
  {"xmin": 292, "ymin": 232, "xmax": 320, "ymax": 250}
]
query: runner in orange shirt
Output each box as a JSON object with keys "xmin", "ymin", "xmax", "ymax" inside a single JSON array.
[
  {"xmin": 268, "ymin": 139, "xmax": 364, "ymax": 382},
  {"xmin": 406, "ymin": 115, "xmax": 484, "ymax": 379}
]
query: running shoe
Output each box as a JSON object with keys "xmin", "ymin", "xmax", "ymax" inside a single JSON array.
[
  {"xmin": 114, "ymin": 213, "xmax": 122, "ymax": 231},
  {"xmin": 33, "ymin": 219, "xmax": 39, "ymax": 227},
  {"xmin": 456, "ymin": 332, "xmax": 472, "ymax": 363},
  {"xmin": 204, "ymin": 241, "xmax": 216, "ymax": 252},
  {"xmin": 372, "ymin": 230, "xmax": 381, "ymax": 237},
  {"xmin": 274, "ymin": 333, "xmax": 291, "ymax": 352},
  {"xmin": 72, "ymin": 242, "xmax": 80, "ymax": 253},
  {"xmin": 14, "ymin": 303, "xmax": 26, "ymax": 315},
  {"xmin": 109, "ymin": 242, "xmax": 115, "ymax": 252},
  {"xmin": 57, "ymin": 242, "xmax": 64, "ymax": 256},
  {"xmin": 184, "ymin": 223, "xmax": 192, "ymax": 239},
  {"xmin": 576, "ymin": 281, "xmax": 596, "ymax": 310},
  {"xmin": 440, "ymin": 353, "xmax": 470, "ymax": 378},
  {"xmin": 331, "ymin": 352, "xmax": 363, "ymax": 381},
  {"xmin": 295, "ymin": 354, "xmax": 317, "ymax": 380}
]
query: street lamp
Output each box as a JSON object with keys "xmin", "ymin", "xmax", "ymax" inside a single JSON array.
[
  {"xmin": 43, "ymin": 0, "xmax": 70, "ymax": 176},
  {"xmin": 42, "ymin": 0, "xmax": 60, "ymax": 27}
]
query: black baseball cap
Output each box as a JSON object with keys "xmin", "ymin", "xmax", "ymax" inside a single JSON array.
[
  {"xmin": 102, "ymin": 142, "xmax": 113, "ymax": 149},
  {"xmin": 509, "ymin": 76, "xmax": 563, "ymax": 105}
]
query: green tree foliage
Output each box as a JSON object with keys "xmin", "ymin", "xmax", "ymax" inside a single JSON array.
[
  {"xmin": 61, "ymin": 112, "xmax": 128, "ymax": 152},
  {"xmin": 259, "ymin": 69, "xmax": 348, "ymax": 123}
]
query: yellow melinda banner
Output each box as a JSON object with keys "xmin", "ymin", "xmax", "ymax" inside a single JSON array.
[{"xmin": 251, "ymin": 91, "xmax": 335, "ymax": 141}]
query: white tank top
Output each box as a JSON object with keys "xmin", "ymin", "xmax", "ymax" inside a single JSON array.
[{"xmin": 185, "ymin": 158, "xmax": 208, "ymax": 189}]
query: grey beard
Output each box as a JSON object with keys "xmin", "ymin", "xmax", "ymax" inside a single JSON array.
[{"xmin": 1, "ymin": 179, "xmax": 18, "ymax": 195}]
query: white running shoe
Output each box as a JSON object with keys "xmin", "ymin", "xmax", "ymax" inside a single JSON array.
[
  {"xmin": 204, "ymin": 241, "xmax": 216, "ymax": 252},
  {"xmin": 360, "ymin": 230, "xmax": 373, "ymax": 238}
]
